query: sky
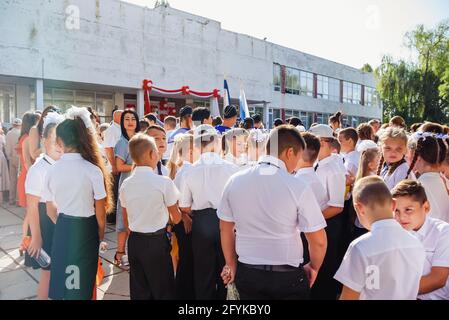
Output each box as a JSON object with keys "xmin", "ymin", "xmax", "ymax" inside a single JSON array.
[{"xmin": 123, "ymin": 0, "xmax": 449, "ymax": 69}]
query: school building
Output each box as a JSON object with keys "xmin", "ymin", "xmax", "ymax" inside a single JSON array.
[{"xmin": 0, "ymin": 0, "xmax": 382, "ymax": 128}]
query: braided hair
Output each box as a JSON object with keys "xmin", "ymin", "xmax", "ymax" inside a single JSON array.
[{"xmin": 406, "ymin": 134, "xmax": 446, "ymax": 179}]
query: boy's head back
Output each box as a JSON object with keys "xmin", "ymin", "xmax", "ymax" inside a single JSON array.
[
  {"xmin": 299, "ymin": 132, "xmax": 320, "ymax": 166},
  {"xmin": 129, "ymin": 133, "xmax": 159, "ymax": 168},
  {"xmin": 164, "ymin": 116, "xmax": 177, "ymax": 131},
  {"xmin": 391, "ymin": 180, "xmax": 430, "ymax": 231},
  {"xmin": 266, "ymin": 125, "xmax": 305, "ymax": 173},
  {"xmin": 352, "ymin": 176, "xmax": 394, "ymax": 230}
]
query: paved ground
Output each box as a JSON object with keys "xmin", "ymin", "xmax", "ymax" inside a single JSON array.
[{"xmin": 0, "ymin": 203, "xmax": 130, "ymax": 300}]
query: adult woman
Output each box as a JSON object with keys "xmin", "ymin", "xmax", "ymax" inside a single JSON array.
[{"xmin": 114, "ymin": 109, "xmax": 140, "ymax": 267}]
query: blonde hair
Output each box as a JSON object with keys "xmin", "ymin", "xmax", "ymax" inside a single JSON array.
[
  {"xmin": 353, "ymin": 176, "xmax": 392, "ymax": 208},
  {"xmin": 167, "ymin": 134, "xmax": 194, "ymax": 180},
  {"xmin": 128, "ymin": 133, "xmax": 157, "ymax": 164},
  {"xmin": 377, "ymin": 127, "xmax": 408, "ymax": 175},
  {"xmin": 356, "ymin": 148, "xmax": 379, "ymax": 181}
]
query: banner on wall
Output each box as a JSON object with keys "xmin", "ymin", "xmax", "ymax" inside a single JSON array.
[{"xmin": 150, "ymin": 100, "xmax": 177, "ymax": 121}]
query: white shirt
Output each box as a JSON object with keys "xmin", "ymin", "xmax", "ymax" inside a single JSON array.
[
  {"xmin": 381, "ymin": 162, "xmax": 414, "ymax": 190},
  {"xmin": 154, "ymin": 162, "xmax": 169, "ymax": 176},
  {"xmin": 163, "ymin": 129, "xmax": 175, "ymax": 161},
  {"xmin": 43, "ymin": 153, "xmax": 107, "ymax": 217},
  {"xmin": 179, "ymin": 152, "xmax": 239, "ymax": 210},
  {"xmin": 331, "ymin": 153, "xmax": 346, "ymax": 174},
  {"xmin": 334, "ymin": 219, "xmax": 425, "ymax": 300},
  {"xmin": 295, "ymin": 167, "xmax": 328, "ymax": 211},
  {"xmin": 218, "ymin": 155, "xmax": 327, "ymax": 267},
  {"xmin": 343, "ymin": 150, "xmax": 360, "ymax": 177},
  {"xmin": 119, "ymin": 166, "xmax": 179, "ymax": 233},
  {"xmin": 316, "ymin": 155, "xmax": 346, "ymax": 209},
  {"xmin": 5, "ymin": 127, "xmax": 20, "ymax": 161},
  {"xmin": 173, "ymin": 161, "xmax": 193, "ymax": 190},
  {"xmin": 25, "ymin": 154, "xmax": 56, "ymax": 203},
  {"xmin": 418, "ymin": 172, "xmax": 449, "ymax": 223},
  {"xmin": 412, "ymin": 217, "xmax": 449, "ymax": 300},
  {"xmin": 103, "ymin": 122, "xmax": 122, "ymax": 149}
]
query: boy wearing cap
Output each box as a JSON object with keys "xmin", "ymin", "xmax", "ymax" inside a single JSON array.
[
  {"xmin": 5, "ymin": 118, "xmax": 21, "ymax": 205},
  {"xmin": 216, "ymin": 105, "xmax": 237, "ymax": 134},
  {"xmin": 308, "ymin": 124, "xmax": 346, "ymax": 300},
  {"xmin": 179, "ymin": 125, "xmax": 239, "ymax": 300}
]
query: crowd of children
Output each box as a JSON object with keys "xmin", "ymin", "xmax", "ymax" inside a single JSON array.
[{"xmin": 1, "ymin": 105, "xmax": 448, "ymax": 301}]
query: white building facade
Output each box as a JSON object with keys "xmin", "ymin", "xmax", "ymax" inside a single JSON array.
[{"xmin": 0, "ymin": 0, "xmax": 382, "ymax": 128}]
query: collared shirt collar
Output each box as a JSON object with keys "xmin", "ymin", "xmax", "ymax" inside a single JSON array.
[
  {"xmin": 258, "ymin": 155, "xmax": 287, "ymax": 172},
  {"xmin": 61, "ymin": 153, "xmax": 83, "ymax": 161},
  {"xmin": 412, "ymin": 216, "xmax": 431, "ymax": 241},
  {"xmin": 318, "ymin": 155, "xmax": 335, "ymax": 166},
  {"xmin": 371, "ymin": 219, "xmax": 400, "ymax": 232},
  {"xmin": 133, "ymin": 166, "xmax": 156, "ymax": 175},
  {"xmin": 296, "ymin": 167, "xmax": 315, "ymax": 175},
  {"xmin": 43, "ymin": 154, "xmax": 56, "ymax": 165},
  {"xmin": 197, "ymin": 152, "xmax": 223, "ymax": 165}
]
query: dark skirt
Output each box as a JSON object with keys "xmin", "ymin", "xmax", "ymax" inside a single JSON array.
[
  {"xmin": 25, "ymin": 203, "xmax": 55, "ymax": 271},
  {"xmin": 49, "ymin": 213, "xmax": 99, "ymax": 300}
]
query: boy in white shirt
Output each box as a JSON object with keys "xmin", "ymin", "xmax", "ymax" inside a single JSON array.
[
  {"xmin": 392, "ymin": 180, "xmax": 449, "ymax": 300},
  {"xmin": 308, "ymin": 124, "xmax": 346, "ymax": 300},
  {"xmin": 335, "ymin": 176, "xmax": 425, "ymax": 300},
  {"xmin": 120, "ymin": 133, "xmax": 182, "ymax": 300},
  {"xmin": 179, "ymin": 125, "xmax": 239, "ymax": 300}
]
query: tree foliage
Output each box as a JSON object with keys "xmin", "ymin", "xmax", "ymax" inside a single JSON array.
[{"xmin": 375, "ymin": 20, "xmax": 449, "ymax": 125}]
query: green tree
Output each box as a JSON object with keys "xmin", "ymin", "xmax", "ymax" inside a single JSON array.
[
  {"xmin": 361, "ymin": 63, "xmax": 373, "ymax": 73},
  {"xmin": 375, "ymin": 20, "xmax": 449, "ymax": 125}
]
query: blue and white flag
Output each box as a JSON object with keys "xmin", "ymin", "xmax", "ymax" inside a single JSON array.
[
  {"xmin": 224, "ymin": 79, "xmax": 231, "ymax": 109},
  {"xmin": 239, "ymin": 88, "xmax": 250, "ymax": 120}
]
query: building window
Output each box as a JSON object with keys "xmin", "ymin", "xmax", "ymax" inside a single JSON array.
[
  {"xmin": 0, "ymin": 83, "xmax": 16, "ymax": 124},
  {"xmin": 317, "ymin": 75, "xmax": 329, "ymax": 100},
  {"xmin": 316, "ymin": 113, "xmax": 324, "ymax": 124},
  {"xmin": 285, "ymin": 67, "xmax": 300, "ymax": 95},
  {"xmin": 364, "ymin": 86, "xmax": 379, "ymax": 107},
  {"xmin": 273, "ymin": 64, "xmax": 281, "ymax": 92},
  {"xmin": 40, "ymin": 88, "xmax": 114, "ymax": 123},
  {"xmin": 300, "ymin": 111, "xmax": 309, "ymax": 129},
  {"xmin": 343, "ymin": 81, "xmax": 362, "ymax": 105},
  {"xmin": 300, "ymin": 71, "xmax": 314, "ymax": 97},
  {"xmin": 317, "ymin": 76, "xmax": 340, "ymax": 102},
  {"xmin": 268, "ymin": 108, "xmax": 281, "ymax": 128}
]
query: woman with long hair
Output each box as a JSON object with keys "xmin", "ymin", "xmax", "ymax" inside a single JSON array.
[
  {"xmin": 28, "ymin": 106, "xmax": 60, "ymax": 161},
  {"xmin": 44, "ymin": 106, "xmax": 113, "ymax": 300},
  {"xmin": 114, "ymin": 109, "xmax": 140, "ymax": 267}
]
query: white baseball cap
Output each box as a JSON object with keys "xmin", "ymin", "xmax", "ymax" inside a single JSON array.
[
  {"xmin": 309, "ymin": 124, "xmax": 335, "ymax": 139},
  {"xmin": 357, "ymin": 140, "xmax": 378, "ymax": 153}
]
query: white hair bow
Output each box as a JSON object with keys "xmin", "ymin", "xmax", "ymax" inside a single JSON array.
[
  {"xmin": 43, "ymin": 112, "xmax": 65, "ymax": 132},
  {"xmin": 65, "ymin": 106, "xmax": 93, "ymax": 129}
]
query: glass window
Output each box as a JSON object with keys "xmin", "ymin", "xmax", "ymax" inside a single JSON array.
[
  {"xmin": 75, "ymin": 91, "xmax": 95, "ymax": 108},
  {"xmin": 0, "ymin": 83, "xmax": 15, "ymax": 124},
  {"xmin": 343, "ymin": 81, "xmax": 362, "ymax": 105},
  {"xmin": 96, "ymin": 93, "xmax": 114, "ymax": 123},
  {"xmin": 316, "ymin": 113, "xmax": 324, "ymax": 124},
  {"xmin": 329, "ymin": 78, "xmax": 340, "ymax": 102},
  {"xmin": 317, "ymin": 75, "xmax": 329, "ymax": 100},
  {"xmin": 52, "ymin": 89, "xmax": 75, "ymax": 112},
  {"xmin": 300, "ymin": 71, "xmax": 314, "ymax": 97},
  {"xmin": 273, "ymin": 64, "xmax": 281, "ymax": 92},
  {"xmin": 364, "ymin": 86, "xmax": 379, "ymax": 107},
  {"xmin": 285, "ymin": 67, "xmax": 300, "ymax": 95},
  {"xmin": 300, "ymin": 111, "xmax": 309, "ymax": 129}
]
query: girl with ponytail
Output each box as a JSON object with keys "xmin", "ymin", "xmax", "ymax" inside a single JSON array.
[
  {"xmin": 407, "ymin": 132, "xmax": 449, "ymax": 222},
  {"xmin": 43, "ymin": 106, "xmax": 113, "ymax": 300}
]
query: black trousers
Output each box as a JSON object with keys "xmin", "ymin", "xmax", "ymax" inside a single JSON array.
[
  {"xmin": 107, "ymin": 173, "xmax": 120, "ymax": 224},
  {"xmin": 311, "ymin": 213, "xmax": 343, "ymax": 300},
  {"xmin": 235, "ymin": 263, "xmax": 310, "ymax": 300},
  {"xmin": 173, "ymin": 221, "xmax": 195, "ymax": 300},
  {"xmin": 128, "ymin": 230, "xmax": 175, "ymax": 300},
  {"xmin": 191, "ymin": 208, "xmax": 225, "ymax": 300}
]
